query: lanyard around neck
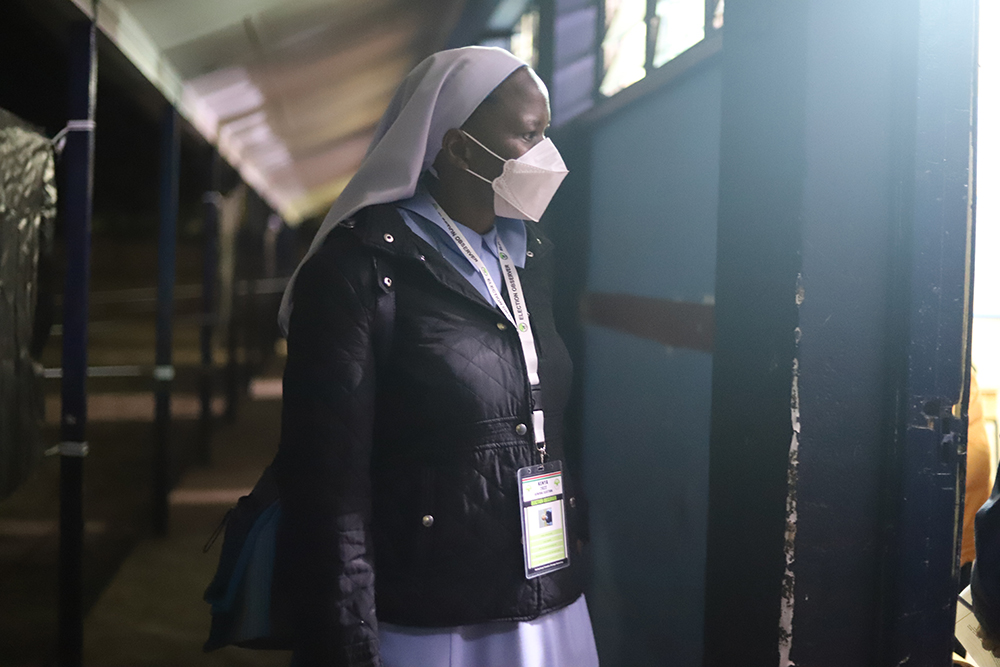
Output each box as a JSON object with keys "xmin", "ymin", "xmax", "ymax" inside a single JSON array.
[{"xmin": 429, "ymin": 198, "xmax": 547, "ymax": 455}]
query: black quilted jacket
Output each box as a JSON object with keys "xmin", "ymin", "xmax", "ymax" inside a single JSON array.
[{"xmin": 273, "ymin": 203, "xmax": 585, "ymax": 667}]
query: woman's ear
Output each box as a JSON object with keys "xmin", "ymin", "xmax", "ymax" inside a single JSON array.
[{"xmin": 439, "ymin": 128, "xmax": 471, "ymax": 170}]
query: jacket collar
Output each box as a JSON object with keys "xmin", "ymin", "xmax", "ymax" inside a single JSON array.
[
  {"xmin": 396, "ymin": 184, "xmax": 529, "ymax": 269},
  {"xmin": 349, "ymin": 204, "xmax": 494, "ymax": 309},
  {"xmin": 345, "ymin": 204, "xmax": 554, "ymax": 310}
]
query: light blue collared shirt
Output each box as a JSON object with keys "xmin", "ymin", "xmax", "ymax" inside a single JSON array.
[{"xmin": 395, "ymin": 182, "xmax": 527, "ymax": 305}]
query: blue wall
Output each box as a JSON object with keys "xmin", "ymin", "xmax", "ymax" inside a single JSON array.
[{"xmin": 583, "ymin": 63, "xmax": 721, "ymax": 666}]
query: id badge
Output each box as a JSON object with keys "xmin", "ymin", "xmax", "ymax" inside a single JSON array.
[{"xmin": 517, "ymin": 460, "xmax": 570, "ymax": 579}]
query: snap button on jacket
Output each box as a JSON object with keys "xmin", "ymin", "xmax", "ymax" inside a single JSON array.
[{"xmin": 273, "ymin": 204, "xmax": 585, "ymax": 666}]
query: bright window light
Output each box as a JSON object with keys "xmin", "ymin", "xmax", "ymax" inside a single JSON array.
[
  {"xmin": 975, "ymin": 0, "xmax": 999, "ymax": 321},
  {"xmin": 511, "ymin": 8, "xmax": 540, "ymax": 69},
  {"xmin": 713, "ymin": 0, "xmax": 724, "ymax": 29},
  {"xmin": 601, "ymin": 0, "xmax": 647, "ymax": 96},
  {"xmin": 972, "ymin": 0, "xmax": 1000, "ymax": 473},
  {"xmin": 652, "ymin": 0, "xmax": 705, "ymax": 67}
]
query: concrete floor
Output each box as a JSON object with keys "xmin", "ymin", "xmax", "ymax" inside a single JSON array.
[
  {"xmin": 0, "ymin": 237, "xmax": 289, "ymax": 666},
  {"xmin": 0, "ymin": 378, "xmax": 287, "ymax": 667},
  {"xmin": 82, "ymin": 392, "xmax": 288, "ymax": 667},
  {"xmin": 0, "ymin": 416, "xmax": 194, "ymax": 666}
]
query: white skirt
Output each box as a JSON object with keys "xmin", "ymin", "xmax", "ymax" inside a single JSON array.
[{"xmin": 379, "ymin": 594, "xmax": 599, "ymax": 667}]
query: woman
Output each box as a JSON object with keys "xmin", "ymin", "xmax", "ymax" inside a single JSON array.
[{"xmin": 274, "ymin": 46, "xmax": 598, "ymax": 667}]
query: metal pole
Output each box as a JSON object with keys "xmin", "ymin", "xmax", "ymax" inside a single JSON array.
[
  {"xmin": 225, "ymin": 195, "xmax": 243, "ymax": 424},
  {"xmin": 225, "ymin": 254, "xmax": 240, "ymax": 424},
  {"xmin": 198, "ymin": 150, "xmax": 220, "ymax": 465},
  {"xmin": 247, "ymin": 220, "xmax": 262, "ymax": 374},
  {"xmin": 645, "ymin": 0, "xmax": 657, "ymax": 72},
  {"xmin": 153, "ymin": 107, "xmax": 179, "ymax": 536},
  {"xmin": 536, "ymin": 0, "xmax": 555, "ymax": 90},
  {"xmin": 59, "ymin": 18, "xmax": 97, "ymax": 667}
]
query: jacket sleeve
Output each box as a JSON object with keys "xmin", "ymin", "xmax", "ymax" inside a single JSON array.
[{"xmin": 274, "ymin": 246, "xmax": 381, "ymax": 667}]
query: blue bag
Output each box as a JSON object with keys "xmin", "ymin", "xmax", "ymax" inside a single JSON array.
[{"xmin": 203, "ymin": 466, "xmax": 292, "ymax": 651}]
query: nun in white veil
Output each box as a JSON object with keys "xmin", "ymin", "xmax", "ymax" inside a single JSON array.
[
  {"xmin": 276, "ymin": 46, "xmax": 598, "ymax": 667},
  {"xmin": 281, "ymin": 47, "xmax": 525, "ymax": 333}
]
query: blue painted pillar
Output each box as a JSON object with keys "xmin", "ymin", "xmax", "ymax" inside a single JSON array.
[
  {"xmin": 881, "ymin": 0, "xmax": 979, "ymax": 659},
  {"xmin": 59, "ymin": 19, "xmax": 97, "ymax": 667},
  {"xmin": 703, "ymin": 0, "xmax": 976, "ymax": 663},
  {"xmin": 153, "ymin": 107, "xmax": 180, "ymax": 536}
]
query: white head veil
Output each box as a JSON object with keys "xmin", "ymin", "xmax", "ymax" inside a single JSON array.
[{"xmin": 278, "ymin": 46, "xmax": 526, "ymax": 333}]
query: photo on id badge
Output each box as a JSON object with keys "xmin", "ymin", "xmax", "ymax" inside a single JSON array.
[{"xmin": 518, "ymin": 461, "xmax": 570, "ymax": 579}]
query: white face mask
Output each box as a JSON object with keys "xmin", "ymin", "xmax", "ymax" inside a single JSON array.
[{"xmin": 462, "ymin": 131, "xmax": 569, "ymax": 222}]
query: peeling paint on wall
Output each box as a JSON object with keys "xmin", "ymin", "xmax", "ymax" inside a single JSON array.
[{"xmin": 778, "ymin": 328, "xmax": 802, "ymax": 667}]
